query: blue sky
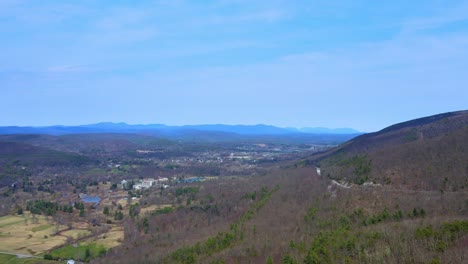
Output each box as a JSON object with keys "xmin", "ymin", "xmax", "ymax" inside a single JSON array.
[{"xmin": 1, "ymin": 0, "xmax": 468, "ymax": 132}]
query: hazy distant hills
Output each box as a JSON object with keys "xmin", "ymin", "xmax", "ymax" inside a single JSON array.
[
  {"xmin": 0, "ymin": 123, "xmax": 361, "ymax": 183},
  {"xmin": 311, "ymin": 110, "xmax": 468, "ymax": 190},
  {"xmin": 0, "ymin": 123, "xmax": 361, "ymax": 136},
  {"xmin": 0, "ymin": 123, "xmax": 362, "ymax": 147}
]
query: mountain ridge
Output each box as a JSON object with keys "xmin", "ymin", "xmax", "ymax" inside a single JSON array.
[
  {"xmin": 308, "ymin": 110, "xmax": 468, "ymax": 190},
  {"xmin": 0, "ymin": 123, "xmax": 361, "ymax": 136}
]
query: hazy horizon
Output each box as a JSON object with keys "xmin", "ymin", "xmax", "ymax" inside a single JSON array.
[
  {"xmin": 2, "ymin": 1, "xmax": 468, "ymax": 131},
  {"xmin": 0, "ymin": 121, "xmax": 363, "ymax": 133}
]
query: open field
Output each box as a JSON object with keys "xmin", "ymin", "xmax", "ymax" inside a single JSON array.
[
  {"xmin": 0, "ymin": 215, "xmax": 25, "ymax": 228},
  {"xmin": 50, "ymin": 242, "xmax": 106, "ymax": 261},
  {"xmin": 60, "ymin": 229, "xmax": 91, "ymax": 240},
  {"xmin": 86, "ymin": 226, "xmax": 124, "ymax": 249},
  {"xmin": 31, "ymin": 225, "xmax": 52, "ymax": 233},
  {"xmin": 0, "ymin": 213, "xmax": 124, "ymax": 261},
  {"xmin": 0, "ymin": 214, "xmax": 68, "ymax": 255}
]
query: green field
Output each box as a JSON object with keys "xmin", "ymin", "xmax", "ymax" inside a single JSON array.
[
  {"xmin": 50, "ymin": 243, "xmax": 107, "ymax": 262},
  {"xmin": 31, "ymin": 225, "xmax": 52, "ymax": 233}
]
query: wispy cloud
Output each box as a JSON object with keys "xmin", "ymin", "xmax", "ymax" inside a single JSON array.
[
  {"xmin": 399, "ymin": 1, "xmax": 468, "ymax": 35},
  {"xmin": 196, "ymin": 9, "xmax": 287, "ymax": 26},
  {"xmin": 0, "ymin": 2, "xmax": 91, "ymax": 25},
  {"xmin": 46, "ymin": 64, "xmax": 92, "ymax": 73}
]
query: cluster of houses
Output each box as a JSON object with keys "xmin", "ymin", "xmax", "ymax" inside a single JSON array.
[{"xmin": 120, "ymin": 177, "xmax": 170, "ymax": 190}]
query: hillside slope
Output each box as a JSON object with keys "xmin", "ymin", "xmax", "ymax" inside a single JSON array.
[
  {"xmin": 310, "ymin": 110, "xmax": 468, "ymax": 190},
  {"xmin": 95, "ymin": 166, "xmax": 468, "ymax": 264},
  {"xmin": 0, "ymin": 141, "xmax": 92, "ymax": 167}
]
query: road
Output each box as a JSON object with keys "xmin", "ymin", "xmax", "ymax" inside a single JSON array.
[
  {"xmin": 0, "ymin": 250, "xmax": 42, "ymax": 259},
  {"xmin": 331, "ymin": 180, "xmax": 351, "ymax": 189}
]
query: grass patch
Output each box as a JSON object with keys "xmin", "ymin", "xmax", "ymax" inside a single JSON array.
[
  {"xmin": 0, "ymin": 216, "xmax": 24, "ymax": 228},
  {"xmin": 175, "ymin": 187, "xmax": 199, "ymax": 196},
  {"xmin": 150, "ymin": 206, "xmax": 173, "ymax": 216},
  {"xmin": 90, "ymin": 227, "xmax": 124, "ymax": 249},
  {"xmin": 0, "ymin": 232, "xmax": 11, "ymax": 237},
  {"xmin": 110, "ymin": 168, "xmax": 126, "ymax": 175},
  {"xmin": 61, "ymin": 229, "xmax": 91, "ymax": 240},
  {"xmin": 31, "ymin": 225, "xmax": 52, "ymax": 233},
  {"xmin": 0, "ymin": 254, "xmax": 16, "ymax": 263},
  {"xmin": 50, "ymin": 242, "xmax": 107, "ymax": 262}
]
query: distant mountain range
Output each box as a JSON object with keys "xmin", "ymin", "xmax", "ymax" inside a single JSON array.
[{"xmin": 0, "ymin": 123, "xmax": 361, "ymax": 136}]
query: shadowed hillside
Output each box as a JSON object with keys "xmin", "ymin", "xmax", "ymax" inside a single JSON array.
[{"xmin": 309, "ymin": 110, "xmax": 468, "ymax": 190}]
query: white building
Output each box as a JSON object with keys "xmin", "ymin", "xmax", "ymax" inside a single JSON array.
[
  {"xmin": 133, "ymin": 178, "xmax": 156, "ymax": 190},
  {"xmin": 141, "ymin": 179, "xmax": 154, "ymax": 188}
]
